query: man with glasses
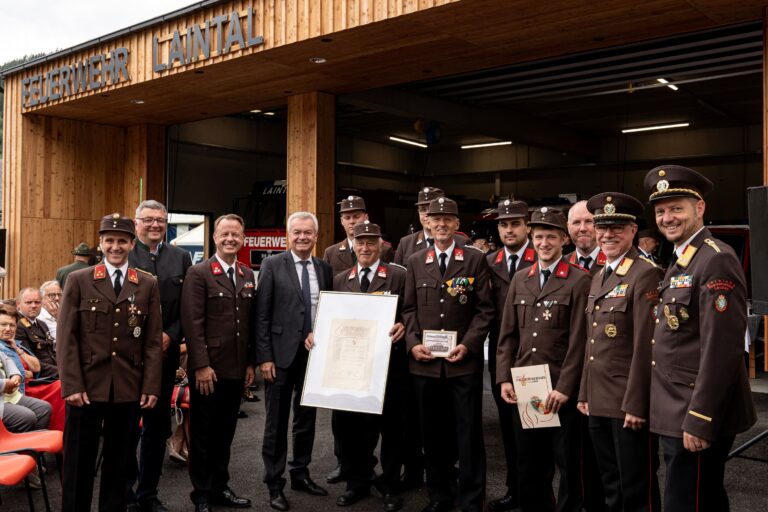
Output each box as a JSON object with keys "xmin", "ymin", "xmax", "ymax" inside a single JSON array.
[
  {"xmin": 127, "ymin": 200, "xmax": 193, "ymax": 512},
  {"xmin": 37, "ymin": 281, "xmax": 62, "ymax": 344}
]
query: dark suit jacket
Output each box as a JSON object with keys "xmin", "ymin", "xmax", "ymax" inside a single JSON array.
[
  {"xmin": 255, "ymin": 251, "xmax": 333, "ymax": 369},
  {"xmin": 129, "ymin": 241, "xmax": 193, "ymax": 348},
  {"xmin": 182, "ymin": 256, "xmax": 256, "ymax": 380},
  {"xmin": 578, "ymin": 247, "xmax": 663, "ymax": 420},
  {"xmin": 649, "ymin": 228, "xmax": 756, "ymax": 440},
  {"xmin": 394, "ymin": 231, "xmax": 470, "ymax": 267},
  {"xmin": 496, "ymin": 259, "xmax": 590, "ymax": 399},
  {"xmin": 16, "ymin": 317, "xmax": 58, "ymax": 379},
  {"xmin": 55, "ymin": 260, "xmax": 90, "ymax": 289},
  {"xmin": 402, "ymin": 245, "xmax": 494, "ymax": 378},
  {"xmin": 323, "ymin": 239, "xmax": 393, "ymax": 276},
  {"xmin": 486, "ymin": 242, "xmax": 537, "ymax": 375},
  {"xmin": 57, "ymin": 264, "xmax": 163, "ymax": 402}
]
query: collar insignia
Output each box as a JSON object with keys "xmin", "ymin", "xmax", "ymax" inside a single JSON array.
[
  {"xmin": 425, "ymin": 249, "xmax": 435, "ymax": 264},
  {"xmin": 211, "ymin": 261, "xmax": 223, "ymax": 275},
  {"xmin": 93, "ymin": 265, "xmax": 107, "ymax": 280},
  {"xmin": 455, "ymin": 248, "xmax": 464, "ymax": 261},
  {"xmin": 676, "ymin": 245, "xmax": 698, "ymax": 268},
  {"xmin": 377, "ymin": 265, "xmax": 387, "ymax": 278},
  {"xmin": 528, "ymin": 262, "xmax": 538, "ymax": 277},
  {"xmin": 495, "ymin": 250, "xmax": 504, "ymax": 264},
  {"xmin": 348, "ymin": 267, "xmax": 357, "ymax": 280},
  {"xmin": 523, "ymin": 247, "xmax": 536, "ymax": 262},
  {"xmin": 127, "ymin": 268, "xmax": 139, "ymax": 284},
  {"xmin": 21, "ymin": 318, "xmax": 31, "ymax": 327},
  {"xmin": 615, "ymin": 257, "xmax": 633, "ymax": 276},
  {"xmin": 596, "ymin": 251, "xmax": 607, "ymax": 266},
  {"xmin": 555, "ymin": 260, "xmax": 570, "ymax": 278}
]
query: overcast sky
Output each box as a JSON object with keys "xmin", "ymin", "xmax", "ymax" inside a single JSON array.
[{"xmin": 0, "ymin": 0, "xmax": 196, "ymax": 65}]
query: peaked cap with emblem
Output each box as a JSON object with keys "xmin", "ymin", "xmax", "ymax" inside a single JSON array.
[
  {"xmin": 587, "ymin": 192, "xmax": 644, "ymax": 225},
  {"xmin": 338, "ymin": 195, "xmax": 366, "ymax": 213},
  {"xmin": 353, "ymin": 220, "xmax": 382, "ymax": 238},
  {"xmin": 99, "ymin": 213, "xmax": 136, "ymax": 238},
  {"xmin": 644, "ymin": 165, "xmax": 714, "ymax": 202},
  {"xmin": 427, "ymin": 197, "xmax": 459, "ymax": 217},
  {"xmin": 72, "ymin": 242, "xmax": 91, "ymax": 255},
  {"xmin": 528, "ymin": 207, "xmax": 567, "ymax": 232},
  {"xmin": 496, "ymin": 199, "xmax": 528, "ymax": 221},
  {"xmin": 415, "ymin": 186, "xmax": 445, "ymax": 205}
]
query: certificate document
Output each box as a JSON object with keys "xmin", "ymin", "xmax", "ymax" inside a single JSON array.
[
  {"xmin": 423, "ymin": 330, "xmax": 457, "ymax": 357},
  {"xmin": 301, "ymin": 291, "xmax": 398, "ymax": 414},
  {"xmin": 510, "ymin": 364, "xmax": 561, "ymax": 429}
]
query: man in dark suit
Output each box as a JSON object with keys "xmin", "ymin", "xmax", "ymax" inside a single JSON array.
[
  {"xmin": 577, "ymin": 193, "xmax": 663, "ymax": 512},
  {"xmin": 256, "ymin": 211, "xmax": 333, "ymax": 511},
  {"xmin": 16, "ymin": 287, "xmax": 58, "ymax": 380},
  {"xmin": 127, "ymin": 200, "xmax": 193, "ymax": 512},
  {"xmin": 485, "ymin": 199, "xmax": 536, "ymax": 512},
  {"xmin": 314, "ymin": 221, "xmax": 408, "ymax": 511},
  {"xmin": 57, "ymin": 213, "xmax": 163, "ymax": 512},
  {"xmin": 566, "ymin": 200, "xmax": 606, "ymax": 275},
  {"xmin": 644, "ymin": 165, "xmax": 756, "ymax": 511},
  {"xmin": 497, "ymin": 207, "xmax": 591, "ymax": 512},
  {"xmin": 182, "ymin": 213, "xmax": 256, "ymax": 512},
  {"xmin": 402, "ymin": 197, "xmax": 494, "ymax": 512}
]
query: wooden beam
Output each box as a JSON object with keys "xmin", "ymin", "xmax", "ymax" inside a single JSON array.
[
  {"xmin": 763, "ymin": 7, "xmax": 768, "ymax": 372},
  {"xmin": 286, "ymin": 91, "xmax": 335, "ymax": 254},
  {"xmin": 125, "ymin": 124, "xmax": 167, "ymax": 214}
]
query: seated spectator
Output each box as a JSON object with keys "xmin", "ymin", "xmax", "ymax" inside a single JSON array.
[
  {"xmin": 15, "ymin": 287, "xmax": 58, "ymax": 380},
  {"xmin": 37, "ymin": 281, "xmax": 61, "ymax": 344}
]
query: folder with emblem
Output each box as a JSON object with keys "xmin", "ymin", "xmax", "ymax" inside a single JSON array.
[{"xmin": 510, "ymin": 364, "xmax": 561, "ymax": 429}]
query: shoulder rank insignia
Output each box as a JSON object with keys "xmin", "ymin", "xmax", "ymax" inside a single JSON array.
[
  {"xmin": 20, "ymin": 317, "xmax": 31, "ymax": 327},
  {"xmin": 127, "ymin": 268, "xmax": 139, "ymax": 284},
  {"xmin": 615, "ymin": 257, "xmax": 634, "ymax": 276},
  {"xmin": 93, "ymin": 265, "xmax": 107, "ymax": 280},
  {"xmin": 211, "ymin": 260, "xmax": 223, "ymax": 275},
  {"xmin": 703, "ymin": 238, "xmax": 721, "ymax": 253},
  {"xmin": 638, "ymin": 255, "xmax": 658, "ymax": 267},
  {"xmin": 377, "ymin": 265, "xmax": 387, "ymax": 278},
  {"xmin": 596, "ymin": 251, "xmax": 607, "ymax": 266},
  {"xmin": 237, "ymin": 263, "xmax": 245, "ymax": 276},
  {"xmin": 528, "ymin": 262, "xmax": 538, "ymax": 277},
  {"xmin": 676, "ymin": 245, "xmax": 697, "ymax": 268},
  {"xmin": 555, "ymin": 260, "xmax": 570, "ymax": 278},
  {"xmin": 605, "ymin": 283, "xmax": 629, "ymax": 298},
  {"xmin": 455, "ymin": 248, "xmax": 464, "ymax": 261},
  {"xmin": 495, "ymin": 250, "xmax": 504, "ymax": 265},
  {"xmin": 425, "ymin": 249, "xmax": 435, "ymax": 264},
  {"xmin": 339, "ymin": 243, "xmax": 347, "ymax": 251},
  {"xmin": 670, "ymin": 274, "xmax": 694, "ymax": 288},
  {"xmin": 523, "ymin": 247, "xmax": 536, "ymax": 262}
]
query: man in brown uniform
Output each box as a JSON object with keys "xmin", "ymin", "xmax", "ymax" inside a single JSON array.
[
  {"xmin": 485, "ymin": 199, "xmax": 536, "ymax": 512},
  {"xmin": 644, "ymin": 165, "xmax": 756, "ymax": 512},
  {"xmin": 394, "ymin": 187, "xmax": 470, "ymax": 267},
  {"xmin": 313, "ymin": 221, "xmax": 407, "ymax": 511},
  {"xmin": 182, "ymin": 214, "xmax": 256, "ymax": 512},
  {"xmin": 57, "ymin": 213, "xmax": 163, "ymax": 512},
  {"xmin": 402, "ymin": 197, "xmax": 494, "ymax": 512},
  {"xmin": 566, "ymin": 200, "xmax": 606, "ymax": 275},
  {"xmin": 497, "ymin": 207, "xmax": 590, "ymax": 512},
  {"xmin": 577, "ymin": 193, "xmax": 662, "ymax": 512},
  {"xmin": 323, "ymin": 195, "xmax": 393, "ymax": 276},
  {"xmin": 16, "ymin": 287, "xmax": 58, "ymax": 380}
]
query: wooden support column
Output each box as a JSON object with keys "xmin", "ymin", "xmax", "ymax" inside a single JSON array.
[
  {"xmin": 763, "ymin": 9, "xmax": 768, "ymax": 372},
  {"xmin": 124, "ymin": 124, "xmax": 167, "ymax": 214},
  {"xmin": 286, "ymin": 92, "xmax": 336, "ymax": 254}
]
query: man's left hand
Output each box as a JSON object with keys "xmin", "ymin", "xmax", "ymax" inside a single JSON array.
[
  {"xmin": 545, "ymin": 390, "xmax": 569, "ymax": 414},
  {"xmin": 244, "ymin": 365, "xmax": 256, "ymax": 387},
  {"xmin": 445, "ymin": 344, "xmax": 468, "ymax": 363},
  {"xmin": 683, "ymin": 431, "xmax": 711, "ymax": 452},
  {"xmin": 140, "ymin": 394, "xmax": 158, "ymax": 409},
  {"xmin": 161, "ymin": 332, "xmax": 172, "ymax": 352},
  {"xmin": 389, "ymin": 323, "xmax": 405, "ymax": 343},
  {"xmin": 623, "ymin": 413, "xmax": 647, "ymax": 431}
]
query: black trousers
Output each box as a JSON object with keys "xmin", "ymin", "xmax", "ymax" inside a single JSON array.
[
  {"xmin": 414, "ymin": 372, "xmax": 486, "ymax": 511},
  {"xmin": 588, "ymin": 416, "xmax": 660, "ymax": 512},
  {"xmin": 62, "ymin": 400, "xmax": 141, "ymax": 512},
  {"xmin": 660, "ymin": 434, "xmax": 735, "ymax": 512},
  {"xmin": 129, "ymin": 354, "xmax": 178, "ymax": 503},
  {"xmin": 581, "ymin": 415, "xmax": 608, "ymax": 511},
  {"xmin": 513, "ymin": 401, "xmax": 582, "ymax": 512},
  {"xmin": 188, "ymin": 376, "xmax": 244, "ymax": 505},
  {"xmin": 490, "ymin": 372, "xmax": 520, "ymax": 503},
  {"xmin": 402, "ymin": 372, "xmax": 425, "ymax": 479},
  {"xmin": 262, "ymin": 348, "xmax": 316, "ymax": 491}
]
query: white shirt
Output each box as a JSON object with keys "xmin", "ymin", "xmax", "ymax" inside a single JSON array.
[
  {"xmin": 674, "ymin": 227, "xmax": 706, "ymax": 258},
  {"xmin": 358, "ymin": 260, "xmax": 380, "ymax": 285},
  {"xmin": 576, "ymin": 246, "xmax": 601, "ymax": 268},
  {"xmin": 215, "ymin": 254, "xmax": 237, "ymax": 286},
  {"xmin": 435, "ymin": 241, "xmax": 456, "ymax": 267},
  {"xmin": 38, "ymin": 308, "xmax": 57, "ymax": 343},
  {"xmin": 539, "ymin": 257, "xmax": 562, "ymax": 289},
  {"xmin": 291, "ymin": 251, "xmax": 320, "ymax": 323},
  {"xmin": 506, "ymin": 240, "xmax": 530, "ymax": 273},
  {"xmin": 104, "ymin": 261, "xmax": 129, "ymax": 288}
]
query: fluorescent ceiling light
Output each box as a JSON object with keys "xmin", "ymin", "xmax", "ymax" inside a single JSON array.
[
  {"xmin": 461, "ymin": 141, "xmax": 513, "ymax": 149},
  {"xmin": 389, "ymin": 136, "xmax": 428, "ymax": 148},
  {"xmin": 667, "ymin": 84, "xmax": 679, "ymax": 91},
  {"xmin": 621, "ymin": 122, "xmax": 689, "ymax": 134},
  {"xmin": 250, "ymin": 109, "xmax": 261, "ymax": 114},
  {"xmin": 656, "ymin": 77, "xmax": 679, "ymax": 92},
  {"xmin": 263, "ymin": 111, "xmax": 275, "ymax": 116}
]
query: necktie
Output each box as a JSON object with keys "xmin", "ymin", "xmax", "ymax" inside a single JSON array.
[
  {"xmin": 439, "ymin": 253, "xmax": 448, "ymax": 277},
  {"xmin": 602, "ymin": 265, "xmax": 613, "ymax": 285},
  {"xmin": 578, "ymin": 256, "xmax": 592, "ymax": 270},
  {"xmin": 113, "ymin": 269, "xmax": 122, "ymax": 297},
  {"xmin": 508, "ymin": 254, "xmax": 519, "ymax": 279},
  {"xmin": 227, "ymin": 267, "xmax": 236, "ymax": 289},
  {"xmin": 300, "ymin": 261, "xmax": 312, "ymax": 337},
  {"xmin": 426, "ymin": 238, "xmax": 434, "ymax": 248},
  {"xmin": 360, "ymin": 267, "xmax": 371, "ymax": 293},
  {"xmin": 541, "ymin": 269, "xmax": 551, "ymax": 288}
]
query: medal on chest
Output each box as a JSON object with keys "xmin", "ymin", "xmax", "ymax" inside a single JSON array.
[{"xmin": 542, "ymin": 300, "xmax": 554, "ymax": 320}]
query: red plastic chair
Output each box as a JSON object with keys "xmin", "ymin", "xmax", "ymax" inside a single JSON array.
[{"xmin": 0, "ymin": 450, "xmax": 43, "ymax": 511}]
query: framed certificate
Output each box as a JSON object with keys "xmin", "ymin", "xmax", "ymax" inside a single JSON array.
[
  {"xmin": 301, "ymin": 291, "xmax": 398, "ymax": 414},
  {"xmin": 510, "ymin": 364, "xmax": 561, "ymax": 429},
  {"xmin": 423, "ymin": 330, "xmax": 457, "ymax": 357}
]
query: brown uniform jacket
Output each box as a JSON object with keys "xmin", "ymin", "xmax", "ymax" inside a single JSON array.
[
  {"xmin": 16, "ymin": 317, "xmax": 58, "ymax": 380},
  {"xmin": 182, "ymin": 257, "xmax": 256, "ymax": 380},
  {"xmin": 394, "ymin": 231, "xmax": 470, "ymax": 267},
  {"xmin": 323, "ymin": 239, "xmax": 394, "ymax": 276},
  {"xmin": 57, "ymin": 264, "xmax": 163, "ymax": 402},
  {"xmin": 566, "ymin": 250, "xmax": 606, "ymax": 276},
  {"xmin": 495, "ymin": 259, "xmax": 590, "ymax": 399},
  {"xmin": 578, "ymin": 248, "xmax": 663, "ymax": 419},
  {"xmin": 486, "ymin": 243, "xmax": 537, "ymax": 374},
  {"xmin": 649, "ymin": 228, "xmax": 756, "ymax": 441},
  {"xmin": 402, "ymin": 245, "xmax": 494, "ymax": 378}
]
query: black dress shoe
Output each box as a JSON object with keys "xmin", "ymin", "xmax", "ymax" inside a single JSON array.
[
  {"xmin": 269, "ymin": 490, "xmax": 289, "ymax": 511},
  {"xmin": 326, "ymin": 465, "xmax": 343, "ymax": 484},
  {"xmin": 336, "ymin": 488, "xmax": 370, "ymax": 507},
  {"xmin": 488, "ymin": 493, "xmax": 521, "ymax": 512},
  {"xmin": 382, "ymin": 493, "xmax": 403, "ymax": 512},
  {"xmin": 194, "ymin": 504, "xmax": 211, "ymax": 512},
  {"xmin": 291, "ymin": 477, "xmax": 328, "ymax": 496},
  {"xmin": 211, "ymin": 488, "xmax": 251, "ymax": 508},
  {"xmin": 421, "ymin": 501, "xmax": 453, "ymax": 512}
]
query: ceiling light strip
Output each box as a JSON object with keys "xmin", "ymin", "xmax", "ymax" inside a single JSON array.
[
  {"xmin": 621, "ymin": 123, "xmax": 690, "ymax": 134},
  {"xmin": 389, "ymin": 136, "xmax": 428, "ymax": 148},
  {"xmin": 461, "ymin": 141, "xmax": 513, "ymax": 149}
]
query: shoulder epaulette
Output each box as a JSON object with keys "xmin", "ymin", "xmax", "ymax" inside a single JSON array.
[
  {"xmin": 703, "ymin": 238, "xmax": 721, "ymax": 253},
  {"xmin": 638, "ymin": 255, "xmax": 659, "ymax": 268},
  {"xmin": 134, "ymin": 268, "xmax": 155, "ymax": 277},
  {"xmin": 570, "ymin": 262, "xmax": 590, "ymax": 273},
  {"xmin": 466, "ymin": 245, "xmax": 484, "ymax": 253},
  {"xmin": 388, "ymin": 262, "xmax": 407, "ymax": 271}
]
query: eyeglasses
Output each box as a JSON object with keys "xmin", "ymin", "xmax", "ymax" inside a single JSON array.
[
  {"xmin": 46, "ymin": 293, "xmax": 63, "ymax": 299},
  {"xmin": 595, "ymin": 224, "xmax": 629, "ymax": 234},
  {"xmin": 138, "ymin": 217, "xmax": 167, "ymax": 225}
]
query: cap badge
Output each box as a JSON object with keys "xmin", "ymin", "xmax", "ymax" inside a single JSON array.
[
  {"xmin": 541, "ymin": 207, "xmax": 548, "ymax": 214},
  {"xmin": 438, "ymin": 198, "xmax": 445, "ymax": 204},
  {"xmin": 423, "ymin": 187, "xmax": 429, "ymax": 193},
  {"xmin": 347, "ymin": 195, "xmax": 354, "ymax": 200},
  {"xmin": 604, "ymin": 203, "xmax": 616, "ymax": 215},
  {"xmin": 504, "ymin": 199, "xmax": 510, "ymax": 206},
  {"xmin": 658, "ymin": 169, "xmax": 666, "ymax": 177},
  {"xmin": 112, "ymin": 213, "xmax": 120, "ymax": 220},
  {"xmin": 657, "ymin": 179, "xmax": 669, "ymax": 193}
]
